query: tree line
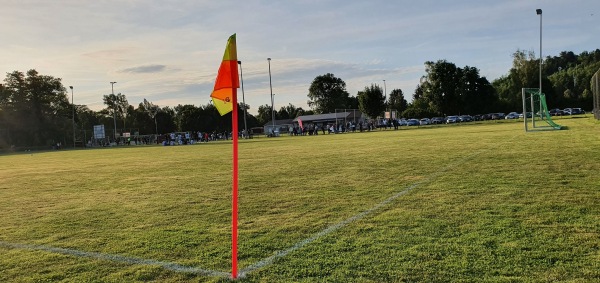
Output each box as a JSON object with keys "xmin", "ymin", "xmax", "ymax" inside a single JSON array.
[
  {"xmin": 308, "ymin": 49, "xmax": 600, "ymax": 119},
  {"xmin": 1, "ymin": 49, "xmax": 599, "ymax": 149}
]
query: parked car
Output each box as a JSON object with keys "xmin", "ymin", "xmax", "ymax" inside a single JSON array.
[
  {"xmin": 431, "ymin": 117, "xmax": 444, "ymax": 124},
  {"xmin": 564, "ymin": 108, "xmax": 584, "ymax": 115},
  {"xmin": 407, "ymin": 119, "xmax": 420, "ymax": 126},
  {"xmin": 519, "ymin": 112, "xmax": 533, "ymax": 118},
  {"xmin": 472, "ymin": 115, "xmax": 483, "ymax": 121},
  {"xmin": 459, "ymin": 115, "xmax": 473, "ymax": 122},
  {"xmin": 397, "ymin": 119, "xmax": 408, "ymax": 126},
  {"xmin": 419, "ymin": 118, "xmax": 431, "ymax": 125},
  {"xmin": 505, "ymin": 112, "xmax": 520, "ymax": 119},
  {"xmin": 549, "ymin": 108, "xmax": 564, "ymax": 116},
  {"xmin": 482, "ymin": 113, "xmax": 493, "ymax": 120},
  {"xmin": 491, "ymin": 113, "xmax": 505, "ymax": 120},
  {"xmin": 446, "ymin": 116, "xmax": 460, "ymax": 124}
]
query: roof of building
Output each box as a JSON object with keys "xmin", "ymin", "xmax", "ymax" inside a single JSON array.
[
  {"xmin": 262, "ymin": 119, "xmax": 294, "ymax": 127},
  {"xmin": 293, "ymin": 111, "xmax": 364, "ymax": 123},
  {"xmin": 263, "ymin": 111, "xmax": 365, "ymax": 126}
]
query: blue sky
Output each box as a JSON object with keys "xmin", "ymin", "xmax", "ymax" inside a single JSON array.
[{"xmin": 1, "ymin": 0, "xmax": 598, "ymax": 114}]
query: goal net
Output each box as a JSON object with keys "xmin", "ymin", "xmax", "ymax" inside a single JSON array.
[{"xmin": 522, "ymin": 88, "xmax": 562, "ymax": 131}]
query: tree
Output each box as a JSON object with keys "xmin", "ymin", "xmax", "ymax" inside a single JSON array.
[
  {"xmin": 116, "ymin": 93, "xmax": 129, "ymax": 128},
  {"xmin": 357, "ymin": 84, "xmax": 386, "ymax": 119},
  {"xmin": 415, "ymin": 60, "xmax": 497, "ymax": 115},
  {"xmin": 1, "ymin": 69, "xmax": 71, "ymax": 147},
  {"xmin": 142, "ymin": 99, "xmax": 160, "ymax": 134},
  {"xmin": 347, "ymin": 95, "xmax": 359, "ymax": 109},
  {"xmin": 307, "ymin": 73, "xmax": 351, "ymax": 113},
  {"xmin": 257, "ymin": 104, "xmax": 274, "ymax": 125},
  {"xmin": 0, "ymin": 83, "xmax": 8, "ymax": 107},
  {"xmin": 387, "ymin": 88, "xmax": 408, "ymax": 113},
  {"xmin": 278, "ymin": 103, "xmax": 304, "ymax": 119},
  {"xmin": 493, "ymin": 49, "xmax": 551, "ymax": 110},
  {"xmin": 76, "ymin": 105, "xmax": 101, "ymax": 135},
  {"xmin": 103, "ymin": 93, "xmax": 130, "ymax": 132},
  {"xmin": 458, "ymin": 66, "xmax": 497, "ymax": 114},
  {"xmin": 156, "ymin": 106, "xmax": 176, "ymax": 134},
  {"xmin": 419, "ymin": 60, "xmax": 462, "ymax": 115},
  {"xmin": 402, "ymin": 84, "xmax": 436, "ymax": 118},
  {"xmin": 102, "ymin": 94, "xmax": 117, "ymax": 133},
  {"xmin": 129, "ymin": 103, "xmax": 154, "ymax": 135},
  {"xmin": 174, "ymin": 104, "xmax": 203, "ymax": 132}
]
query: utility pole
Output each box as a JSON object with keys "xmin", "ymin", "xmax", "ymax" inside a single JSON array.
[
  {"xmin": 70, "ymin": 86, "xmax": 75, "ymax": 148},
  {"xmin": 268, "ymin": 58, "xmax": 275, "ymax": 136},
  {"xmin": 110, "ymin": 82, "xmax": 117, "ymax": 141}
]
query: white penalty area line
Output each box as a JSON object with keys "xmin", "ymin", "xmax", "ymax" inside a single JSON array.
[
  {"xmin": 0, "ymin": 241, "xmax": 229, "ymax": 278},
  {"xmin": 238, "ymin": 148, "xmax": 488, "ymax": 278},
  {"xmin": 1, "ymin": 149, "xmax": 488, "ymax": 280}
]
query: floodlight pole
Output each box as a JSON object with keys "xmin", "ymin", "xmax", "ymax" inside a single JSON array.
[
  {"xmin": 536, "ymin": 9, "xmax": 543, "ymax": 127},
  {"xmin": 110, "ymin": 82, "xmax": 117, "ymax": 141},
  {"xmin": 383, "ymin": 80, "xmax": 392, "ymax": 113},
  {"xmin": 522, "ymin": 88, "xmax": 528, "ymax": 132},
  {"xmin": 70, "ymin": 86, "xmax": 75, "ymax": 147},
  {"xmin": 268, "ymin": 58, "xmax": 275, "ymax": 135},
  {"xmin": 537, "ymin": 9, "xmax": 542, "ymax": 97},
  {"xmin": 238, "ymin": 61, "xmax": 248, "ymax": 138}
]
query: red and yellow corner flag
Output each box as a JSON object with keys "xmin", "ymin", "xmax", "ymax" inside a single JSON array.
[
  {"xmin": 210, "ymin": 34, "xmax": 240, "ymax": 115},
  {"xmin": 210, "ymin": 33, "xmax": 241, "ymax": 279}
]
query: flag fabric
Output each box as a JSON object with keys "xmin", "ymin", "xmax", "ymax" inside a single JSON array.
[
  {"xmin": 298, "ymin": 118, "xmax": 303, "ymax": 130},
  {"xmin": 210, "ymin": 34, "xmax": 239, "ymax": 116}
]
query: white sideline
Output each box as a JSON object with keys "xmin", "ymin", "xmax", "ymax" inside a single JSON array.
[
  {"xmin": 0, "ymin": 241, "xmax": 229, "ymax": 278},
  {"xmin": 1, "ymin": 149, "xmax": 485, "ymax": 279},
  {"xmin": 238, "ymin": 149, "xmax": 486, "ymax": 277}
]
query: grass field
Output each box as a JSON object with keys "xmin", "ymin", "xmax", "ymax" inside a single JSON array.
[{"xmin": 1, "ymin": 116, "xmax": 599, "ymax": 282}]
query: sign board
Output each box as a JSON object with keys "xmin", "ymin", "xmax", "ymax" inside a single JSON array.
[
  {"xmin": 93, "ymin": 125, "xmax": 105, "ymax": 139},
  {"xmin": 123, "ymin": 132, "xmax": 131, "ymax": 138}
]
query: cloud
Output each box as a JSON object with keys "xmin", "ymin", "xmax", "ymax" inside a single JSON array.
[
  {"xmin": 119, "ymin": 64, "xmax": 167, "ymax": 74},
  {"xmin": 2, "ymin": 0, "xmax": 598, "ymax": 116}
]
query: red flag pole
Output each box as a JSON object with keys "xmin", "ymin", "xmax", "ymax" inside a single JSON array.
[{"xmin": 231, "ymin": 85, "xmax": 239, "ymax": 279}]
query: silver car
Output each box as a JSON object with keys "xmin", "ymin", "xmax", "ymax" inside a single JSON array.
[{"xmin": 446, "ymin": 116, "xmax": 459, "ymax": 124}]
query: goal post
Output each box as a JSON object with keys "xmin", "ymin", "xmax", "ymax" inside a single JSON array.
[{"xmin": 522, "ymin": 88, "xmax": 562, "ymax": 132}]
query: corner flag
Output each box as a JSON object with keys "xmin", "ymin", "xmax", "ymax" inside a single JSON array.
[{"xmin": 209, "ymin": 34, "xmax": 240, "ymax": 279}]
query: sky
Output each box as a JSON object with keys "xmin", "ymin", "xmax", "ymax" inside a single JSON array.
[{"xmin": 1, "ymin": 0, "xmax": 598, "ymax": 115}]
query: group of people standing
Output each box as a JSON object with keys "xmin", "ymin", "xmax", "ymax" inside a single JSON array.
[
  {"xmin": 161, "ymin": 131, "xmax": 232, "ymax": 146},
  {"xmin": 287, "ymin": 119, "xmax": 396, "ymax": 136}
]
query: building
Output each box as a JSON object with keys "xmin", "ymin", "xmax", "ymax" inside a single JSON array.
[{"xmin": 293, "ymin": 111, "xmax": 365, "ymax": 126}]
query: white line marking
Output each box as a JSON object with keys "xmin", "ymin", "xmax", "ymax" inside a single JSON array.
[
  {"xmin": 1, "ymin": 149, "xmax": 487, "ymax": 279},
  {"xmin": 0, "ymin": 241, "xmax": 230, "ymax": 278},
  {"xmin": 238, "ymin": 149, "xmax": 486, "ymax": 277}
]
